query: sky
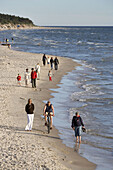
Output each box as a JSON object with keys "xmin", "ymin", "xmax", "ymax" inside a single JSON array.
[{"xmin": 0, "ymin": 0, "xmax": 113, "ymax": 26}]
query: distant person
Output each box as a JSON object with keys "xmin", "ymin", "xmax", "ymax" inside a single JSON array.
[
  {"xmin": 50, "ymin": 57, "xmax": 54, "ymax": 70},
  {"xmin": 8, "ymin": 44, "xmax": 11, "ymax": 49},
  {"xmin": 31, "ymin": 68, "xmax": 37, "ymax": 88},
  {"xmin": 71, "ymin": 112, "xmax": 85, "ymax": 143},
  {"xmin": 25, "ymin": 98, "xmax": 34, "ymax": 131},
  {"xmin": 6, "ymin": 38, "xmax": 8, "ymax": 44},
  {"xmin": 24, "ymin": 69, "xmax": 30, "ymax": 86},
  {"xmin": 54, "ymin": 57, "xmax": 59, "ymax": 70},
  {"xmin": 48, "ymin": 70, "xmax": 52, "ymax": 81},
  {"xmin": 17, "ymin": 74, "xmax": 21, "ymax": 86},
  {"xmin": 47, "ymin": 56, "xmax": 50, "ymax": 65},
  {"xmin": 43, "ymin": 101, "xmax": 54, "ymax": 129},
  {"xmin": 35, "ymin": 63, "xmax": 40, "ymax": 80},
  {"xmin": 12, "ymin": 38, "xmax": 14, "ymax": 43},
  {"xmin": 42, "ymin": 54, "xmax": 47, "ymax": 66}
]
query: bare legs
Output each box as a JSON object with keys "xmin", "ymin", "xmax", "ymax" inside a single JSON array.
[
  {"xmin": 45, "ymin": 115, "xmax": 53, "ymax": 128},
  {"xmin": 76, "ymin": 136, "xmax": 81, "ymax": 143}
]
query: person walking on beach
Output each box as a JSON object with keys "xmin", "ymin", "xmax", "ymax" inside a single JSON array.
[
  {"xmin": 43, "ymin": 101, "xmax": 54, "ymax": 129},
  {"xmin": 12, "ymin": 38, "xmax": 14, "ymax": 43},
  {"xmin": 6, "ymin": 38, "xmax": 8, "ymax": 44},
  {"xmin": 17, "ymin": 74, "xmax": 21, "ymax": 86},
  {"xmin": 42, "ymin": 54, "xmax": 47, "ymax": 66},
  {"xmin": 31, "ymin": 68, "xmax": 37, "ymax": 88},
  {"xmin": 47, "ymin": 56, "xmax": 50, "ymax": 65},
  {"xmin": 50, "ymin": 57, "xmax": 54, "ymax": 70},
  {"xmin": 48, "ymin": 70, "xmax": 52, "ymax": 81},
  {"xmin": 35, "ymin": 63, "xmax": 40, "ymax": 80},
  {"xmin": 71, "ymin": 112, "xmax": 85, "ymax": 143},
  {"xmin": 24, "ymin": 69, "xmax": 30, "ymax": 86},
  {"xmin": 25, "ymin": 98, "xmax": 34, "ymax": 131},
  {"xmin": 54, "ymin": 57, "xmax": 59, "ymax": 70}
]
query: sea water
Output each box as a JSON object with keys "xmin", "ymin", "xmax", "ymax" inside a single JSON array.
[{"xmin": 0, "ymin": 27, "xmax": 113, "ymax": 170}]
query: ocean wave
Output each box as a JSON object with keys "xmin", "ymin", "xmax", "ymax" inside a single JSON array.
[
  {"xmin": 87, "ymin": 130, "xmax": 113, "ymax": 139},
  {"xmin": 87, "ymin": 41, "xmax": 95, "ymax": 45},
  {"xmin": 91, "ymin": 33, "xmax": 96, "ymax": 35},
  {"xmin": 85, "ymin": 64, "xmax": 97, "ymax": 71},
  {"xmin": 76, "ymin": 41, "xmax": 85, "ymax": 45}
]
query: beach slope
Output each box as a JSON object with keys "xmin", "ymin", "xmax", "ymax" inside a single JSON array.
[{"xmin": 0, "ymin": 46, "xmax": 96, "ymax": 170}]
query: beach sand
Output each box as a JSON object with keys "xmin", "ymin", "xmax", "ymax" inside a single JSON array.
[{"xmin": 0, "ymin": 45, "xmax": 96, "ymax": 170}]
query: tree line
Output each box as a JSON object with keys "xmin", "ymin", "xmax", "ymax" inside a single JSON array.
[{"xmin": 0, "ymin": 13, "xmax": 34, "ymax": 25}]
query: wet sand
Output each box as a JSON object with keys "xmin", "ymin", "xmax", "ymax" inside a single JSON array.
[{"xmin": 0, "ymin": 45, "xmax": 96, "ymax": 169}]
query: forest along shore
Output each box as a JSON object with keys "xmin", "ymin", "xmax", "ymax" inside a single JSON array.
[{"xmin": 0, "ymin": 45, "xmax": 96, "ymax": 170}]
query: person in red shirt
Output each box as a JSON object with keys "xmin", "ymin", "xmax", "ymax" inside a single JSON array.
[
  {"xmin": 31, "ymin": 68, "xmax": 37, "ymax": 88},
  {"xmin": 17, "ymin": 74, "xmax": 21, "ymax": 86}
]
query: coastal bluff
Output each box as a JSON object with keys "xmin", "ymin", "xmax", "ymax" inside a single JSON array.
[{"xmin": 0, "ymin": 13, "xmax": 37, "ymax": 30}]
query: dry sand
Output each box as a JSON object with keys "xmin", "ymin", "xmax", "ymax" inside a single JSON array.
[{"xmin": 0, "ymin": 45, "xmax": 96, "ymax": 170}]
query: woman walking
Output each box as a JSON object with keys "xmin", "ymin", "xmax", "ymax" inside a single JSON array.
[{"xmin": 25, "ymin": 99, "xmax": 34, "ymax": 131}]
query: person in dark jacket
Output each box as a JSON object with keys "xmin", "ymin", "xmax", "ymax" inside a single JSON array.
[
  {"xmin": 43, "ymin": 101, "xmax": 54, "ymax": 129},
  {"xmin": 72, "ymin": 112, "xmax": 85, "ymax": 143},
  {"xmin": 50, "ymin": 57, "xmax": 54, "ymax": 70},
  {"xmin": 42, "ymin": 54, "xmax": 47, "ymax": 66},
  {"xmin": 25, "ymin": 98, "xmax": 34, "ymax": 131},
  {"xmin": 54, "ymin": 57, "xmax": 59, "ymax": 70},
  {"xmin": 31, "ymin": 68, "xmax": 37, "ymax": 88}
]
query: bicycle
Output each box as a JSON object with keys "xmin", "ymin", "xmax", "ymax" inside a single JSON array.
[{"xmin": 46, "ymin": 112, "xmax": 53, "ymax": 134}]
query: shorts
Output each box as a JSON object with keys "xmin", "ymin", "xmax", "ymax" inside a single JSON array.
[
  {"xmin": 75, "ymin": 126, "xmax": 82, "ymax": 137},
  {"xmin": 45, "ymin": 112, "xmax": 53, "ymax": 116}
]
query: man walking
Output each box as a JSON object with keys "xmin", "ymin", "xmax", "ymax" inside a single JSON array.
[
  {"xmin": 54, "ymin": 57, "xmax": 59, "ymax": 70},
  {"xmin": 42, "ymin": 54, "xmax": 47, "ymax": 66},
  {"xmin": 31, "ymin": 68, "xmax": 37, "ymax": 88},
  {"xmin": 71, "ymin": 112, "xmax": 85, "ymax": 143},
  {"xmin": 50, "ymin": 57, "xmax": 54, "ymax": 70},
  {"xmin": 25, "ymin": 99, "xmax": 34, "ymax": 131}
]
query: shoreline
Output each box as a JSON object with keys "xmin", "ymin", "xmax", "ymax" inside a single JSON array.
[{"xmin": 0, "ymin": 45, "xmax": 96, "ymax": 169}]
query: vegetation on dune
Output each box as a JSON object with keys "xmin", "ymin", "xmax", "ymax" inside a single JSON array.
[{"xmin": 0, "ymin": 13, "xmax": 34, "ymax": 25}]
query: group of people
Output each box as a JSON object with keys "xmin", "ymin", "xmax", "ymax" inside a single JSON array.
[
  {"xmin": 17, "ymin": 63, "xmax": 40, "ymax": 88},
  {"xmin": 42, "ymin": 54, "xmax": 59, "ymax": 70},
  {"xmin": 17, "ymin": 53, "xmax": 85, "ymax": 143},
  {"xmin": 17, "ymin": 54, "xmax": 60, "ymax": 86},
  {"xmin": 25, "ymin": 100, "xmax": 54, "ymax": 131},
  {"xmin": 42, "ymin": 54, "xmax": 59, "ymax": 82},
  {"xmin": 25, "ymin": 98, "xmax": 85, "ymax": 143}
]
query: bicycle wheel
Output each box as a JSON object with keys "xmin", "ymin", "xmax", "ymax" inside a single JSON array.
[{"xmin": 47, "ymin": 116, "xmax": 50, "ymax": 134}]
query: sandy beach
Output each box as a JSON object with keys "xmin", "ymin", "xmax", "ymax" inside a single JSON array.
[{"xmin": 0, "ymin": 45, "xmax": 96, "ymax": 170}]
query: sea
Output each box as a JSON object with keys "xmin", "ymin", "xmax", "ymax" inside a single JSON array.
[{"xmin": 0, "ymin": 26, "xmax": 113, "ymax": 170}]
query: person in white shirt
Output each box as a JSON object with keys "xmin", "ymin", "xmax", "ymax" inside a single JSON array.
[
  {"xmin": 24, "ymin": 68, "xmax": 30, "ymax": 86},
  {"xmin": 35, "ymin": 63, "xmax": 40, "ymax": 80},
  {"xmin": 47, "ymin": 56, "xmax": 50, "ymax": 65}
]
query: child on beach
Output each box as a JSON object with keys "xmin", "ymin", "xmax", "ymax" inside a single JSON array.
[
  {"xmin": 47, "ymin": 56, "xmax": 50, "ymax": 65},
  {"xmin": 48, "ymin": 70, "xmax": 52, "ymax": 81},
  {"xmin": 17, "ymin": 74, "xmax": 21, "ymax": 86}
]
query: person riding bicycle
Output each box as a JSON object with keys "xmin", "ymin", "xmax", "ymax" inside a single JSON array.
[{"xmin": 43, "ymin": 101, "xmax": 54, "ymax": 129}]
